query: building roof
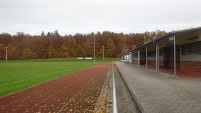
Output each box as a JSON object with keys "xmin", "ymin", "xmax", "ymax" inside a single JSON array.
[{"xmin": 133, "ymin": 27, "xmax": 201, "ymax": 51}]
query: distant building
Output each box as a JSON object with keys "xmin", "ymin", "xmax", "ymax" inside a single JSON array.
[{"xmin": 132, "ymin": 27, "xmax": 201, "ymax": 76}]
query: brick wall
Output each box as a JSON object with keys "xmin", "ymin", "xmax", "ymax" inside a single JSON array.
[
  {"xmin": 133, "ymin": 60, "xmax": 138, "ymax": 65},
  {"xmin": 132, "ymin": 60, "xmax": 146, "ymax": 65},
  {"xmin": 134, "ymin": 59, "xmax": 201, "ymax": 75},
  {"xmin": 133, "ymin": 60, "xmax": 164, "ymax": 68},
  {"xmin": 147, "ymin": 60, "xmax": 164, "ymax": 68},
  {"xmin": 147, "ymin": 60, "xmax": 156, "ymax": 67},
  {"xmin": 159, "ymin": 61, "xmax": 164, "ymax": 68},
  {"xmin": 180, "ymin": 61, "xmax": 201, "ymax": 74}
]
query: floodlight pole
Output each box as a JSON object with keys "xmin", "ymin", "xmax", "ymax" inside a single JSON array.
[
  {"xmin": 94, "ymin": 35, "xmax": 96, "ymax": 64},
  {"xmin": 103, "ymin": 45, "xmax": 104, "ymax": 61},
  {"xmin": 138, "ymin": 50, "xmax": 140, "ymax": 67},
  {"xmin": 6, "ymin": 47, "xmax": 7, "ymax": 62},
  {"xmin": 146, "ymin": 46, "xmax": 147, "ymax": 69},
  {"xmin": 174, "ymin": 35, "xmax": 176, "ymax": 77}
]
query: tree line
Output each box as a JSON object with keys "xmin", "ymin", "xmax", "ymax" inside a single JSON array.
[{"xmin": 0, "ymin": 30, "xmax": 166, "ymax": 60}]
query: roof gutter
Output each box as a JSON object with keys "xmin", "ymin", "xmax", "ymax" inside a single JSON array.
[
  {"xmin": 132, "ymin": 27, "xmax": 201, "ymax": 52},
  {"xmin": 132, "ymin": 32, "xmax": 175, "ymax": 52}
]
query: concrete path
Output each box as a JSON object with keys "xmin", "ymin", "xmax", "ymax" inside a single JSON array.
[{"xmin": 116, "ymin": 62, "xmax": 201, "ymax": 113}]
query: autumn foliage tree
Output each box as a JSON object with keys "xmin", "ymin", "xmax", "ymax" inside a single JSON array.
[
  {"xmin": 0, "ymin": 30, "xmax": 166, "ymax": 60},
  {"xmin": 106, "ymin": 39, "xmax": 115, "ymax": 57}
]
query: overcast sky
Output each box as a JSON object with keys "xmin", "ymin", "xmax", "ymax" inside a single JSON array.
[{"xmin": 0, "ymin": 0, "xmax": 201, "ymax": 35}]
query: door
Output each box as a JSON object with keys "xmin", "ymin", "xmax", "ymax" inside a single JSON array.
[{"xmin": 164, "ymin": 46, "xmax": 180, "ymax": 69}]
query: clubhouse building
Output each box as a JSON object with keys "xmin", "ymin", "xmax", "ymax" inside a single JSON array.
[{"xmin": 132, "ymin": 27, "xmax": 201, "ymax": 77}]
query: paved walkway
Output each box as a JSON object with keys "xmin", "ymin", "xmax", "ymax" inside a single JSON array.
[{"xmin": 116, "ymin": 62, "xmax": 201, "ymax": 113}]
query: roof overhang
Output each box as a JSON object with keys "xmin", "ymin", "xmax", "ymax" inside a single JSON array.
[{"xmin": 132, "ymin": 27, "xmax": 201, "ymax": 52}]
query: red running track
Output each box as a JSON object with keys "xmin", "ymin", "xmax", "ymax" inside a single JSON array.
[{"xmin": 0, "ymin": 62, "xmax": 110, "ymax": 113}]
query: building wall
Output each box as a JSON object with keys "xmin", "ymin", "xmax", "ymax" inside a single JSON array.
[
  {"xmin": 147, "ymin": 56, "xmax": 163, "ymax": 60},
  {"xmin": 133, "ymin": 28, "xmax": 201, "ymax": 76},
  {"xmin": 132, "ymin": 52, "xmax": 146, "ymax": 65},
  {"xmin": 180, "ymin": 54, "xmax": 201, "ymax": 61},
  {"xmin": 147, "ymin": 60, "xmax": 155, "ymax": 67},
  {"xmin": 147, "ymin": 60, "xmax": 164, "ymax": 68},
  {"xmin": 180, "ymin": 61, "xmax": 201, "ymax": 74},
  {"xmin": 133, "ymin": 54, "xmax": 164, "ymax": 67},
  {"xmin": 133, "ymin": 59, "xmax": 138, "ymax": 65},
  {"xmin": 177, "ymin": 36, "xmax": 201, "ymax": 73},
  {"xmin": 133, "ymin": 54, "xmax": 138, "ymax": 65},
  {"xmin": 132, "ymin": 59, "xmax": 146, "ymax": 65},
  {"xmin": 159, "ymin": 60, "xmax": 164, "ymax": 67}
]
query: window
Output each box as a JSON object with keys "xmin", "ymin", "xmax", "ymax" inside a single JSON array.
[
  {"xmin": 190, "ymin": 43, "xmax": 197, "ymax": 54},
  {"xmin": 147, "ymin": 51, "xmax": 156, "ymax": 57},
  {"xmin": 182, "ymin": 41, "xmax": 201, "ymax": 55},
  {"xmin": 159, "ymin": 49, "xmax": 163, "ymax": 56},
  {"xmin": 198, "ymin": 42, "xmax": 201, "ymax": 54},
  {"xmin": 182, "ymin": 44, "xmax": 190, "ymax": 55}
]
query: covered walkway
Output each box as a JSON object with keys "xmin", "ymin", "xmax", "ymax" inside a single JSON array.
[
  {"xmin": 116, "ymin": 62, "xmax": 201, "ymax": 112},
  {"xmin": 132, "ymin": 27, "xmax": 201, "ymax": 77}
]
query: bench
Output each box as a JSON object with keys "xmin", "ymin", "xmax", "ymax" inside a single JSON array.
[
  {"xmin": 77, "ymin": 57, "xmax": 84, "ymax": 60},
  {"xmin": 85, "ymin": 57, "xmax": 92, "ymax": 60}
]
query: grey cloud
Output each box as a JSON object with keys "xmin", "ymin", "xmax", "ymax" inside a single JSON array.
[{"xmin": 0, "ymin": 0, "xmax": 201, "ymax": 35}]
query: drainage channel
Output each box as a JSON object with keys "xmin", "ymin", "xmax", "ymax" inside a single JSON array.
[
  {"xmin": 114, "ymin": 66, "xmax": 142, "ymax": 113},
  {"xmin": 112, "ymin": 67, "xmax": 118, "ymax": 113}
]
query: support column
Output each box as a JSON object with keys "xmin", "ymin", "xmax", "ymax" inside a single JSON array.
[
  {"xmin": 138, "ymin": 50, "xmax": 140, "ymax": 67},
  {"xmin": 133, "ymin": 51, "xmax": 135, "ymax": 64},
  {"xmin": 158, "ymin": 43, "xmax": 160, "ymax": 72},
  {"xmin": 174, "ymin": 35, "xmax": 176, "ymax": 77},
  {"xmin": 146, "ymin": 47, "xmax": 147, "ymax": 69},
  {"xmin": 156, "ymin": 44, "xmax": 158, "ymax": 72}
]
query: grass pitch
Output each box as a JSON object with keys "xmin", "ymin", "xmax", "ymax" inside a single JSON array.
[{"xmin": 0, "ymin": 58, "xmax": 120, "ymax": 96}]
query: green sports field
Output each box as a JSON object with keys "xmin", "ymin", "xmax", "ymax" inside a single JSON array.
[{"xmin": 0, "ymin": 58, "xmax": 120, "ymax": 96}]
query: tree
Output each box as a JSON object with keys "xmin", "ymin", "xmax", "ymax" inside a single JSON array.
[
  {"xmin": 115, "ymin": 33, "xmax": 128, "ymax": 57},
  {"xmin": 68, "ymin": 37, "xmax": 77, "ymax": 57},
  {"xmin": 0, "ymin": 44, "xmax": 5, "ymax": 60},
  {"xmin": 48, "ymin": 44, "xmax": 56, "ymax": 58},
  {"xmin": 0, "ymin": 29, "xmax": 167, "ymax": 59},
  {"xmin": 106, "ymin": 39, "xmax": 115, "ymax": 57},
  {"xmin": 0, "ymin": 33, "xmax": 12, "ymax": 46},
  {"xmin": 22, "ymin": 48, "xmax": 37, "ymax": 59},
  {"xmin": 47, "ymin": 32, "xmax": 51, "ymax": 37},
  {"xmin": 81, "ymin": 40, "xmax": 91, "ymax": 57},
  {"xmin": 59, "ymin": 43, "xmax": 69, "ymax": 58},
  {"xmin": 54, "ymin": 30, "xmax": 60, "ymax": 37},
  {"xmin": 95, "ymin": 32, "xmax": 103, "ymax": 57},
  {"xmin": 41, "ymin": 31, "xmax": 45, "ymax": 37},
  {"xmin": 7, "ymin": 43, "xmax": 17, "ymax": 60}
]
